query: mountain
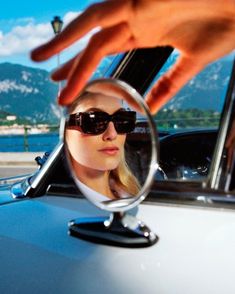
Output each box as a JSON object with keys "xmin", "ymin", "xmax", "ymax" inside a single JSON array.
[
  {"xmin": 159, "ymin": 56, "xmax": 233, "ymax": 112},
  {"xmin": 0, "ymin": 58, "xmax": 114, "ymax": 125},
  {"xmin": 0, "ymin": 63, "xmax": 60, "ymax": 124}
]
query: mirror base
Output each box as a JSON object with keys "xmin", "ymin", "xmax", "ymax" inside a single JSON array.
[{"xmin": 68, "ymin": 212, "xmax": 158, "ymax": 248}]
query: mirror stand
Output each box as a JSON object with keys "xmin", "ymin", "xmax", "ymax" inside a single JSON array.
[{"xmin": 68, "ymin": 212, "xmax": 158, "ymax": 248}]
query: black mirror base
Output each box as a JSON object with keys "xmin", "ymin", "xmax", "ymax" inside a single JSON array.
[{"xmin": 68, "ymin": 212, "xmax": 158, "ymax": 248}]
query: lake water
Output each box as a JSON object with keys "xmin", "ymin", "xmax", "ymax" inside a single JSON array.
[{"xmin": 0, "ymin": 133, "xmax": 59, "ymax": 152}]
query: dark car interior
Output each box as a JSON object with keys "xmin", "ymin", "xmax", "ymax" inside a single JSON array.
[{"xmin": 159, "ymin": 129, "xmax": 218, "ymax": 180}]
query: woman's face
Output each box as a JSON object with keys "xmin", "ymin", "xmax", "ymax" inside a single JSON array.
[{"xmin": 66, "ymin": 92, "xmax": 127, "ymax": 172}]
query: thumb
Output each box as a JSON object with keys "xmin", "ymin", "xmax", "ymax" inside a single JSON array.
[{"xmin": 145, "ymin": 56, "xmax": 204, "ymax": 114}]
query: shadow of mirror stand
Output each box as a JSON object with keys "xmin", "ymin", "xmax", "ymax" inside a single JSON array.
[{"xmin": 68, "ymin": 212, "xmax": 158, "ymax": 248}]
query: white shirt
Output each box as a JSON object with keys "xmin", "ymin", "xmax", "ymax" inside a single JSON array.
[
  {"xmin": 74, "ymin": 177, "xmax": 132, "ymax": 204},
  {"xmin": 74, "ymin": 177, "xmax": 109, "ymax": 203}
]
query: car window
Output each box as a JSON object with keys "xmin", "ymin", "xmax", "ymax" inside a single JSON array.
[
  {"xmin": 147, "ymin": 51, "xmax": 235, "ymax": 182},
  {"xmin": 149, "ymin": 51, "xmax": 234, "ymax": 131}
]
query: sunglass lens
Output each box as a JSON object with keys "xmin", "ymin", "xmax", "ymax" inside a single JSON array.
[
  {"xmin": 113, "ymin": 111, "xmax": 136, "ymax": 133},
  {"xmin": 81, "ymin": 112, "xmax": 109, "ymax": 134}
]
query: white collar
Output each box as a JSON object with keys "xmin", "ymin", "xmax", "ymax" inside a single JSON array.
[
  {"xmin": 74, "ymin": 177, "xmax": 131, "ymax": 204},
  {"xmin": 74, "ymin": 177, "xmax": 109, "ymax": 203}
]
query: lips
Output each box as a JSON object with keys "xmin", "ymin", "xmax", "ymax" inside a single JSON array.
[{"xmin": 98, "ymin": 146, "xmax": 119, "ymax": 155}]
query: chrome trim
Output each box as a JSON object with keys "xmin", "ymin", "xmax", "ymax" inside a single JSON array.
[
  {"xmin": 30, "ymin": 141, "xmax": 63, "ymax": 188},
  {"xmin": 207, "ymin": 59, "xmax": 235, "ymax": 190},
  {"xmin": 111, "ymin": 51, "xmax": 136, "ymax": 78},
  {"xmin": 148, "ymin": 186, "xmax": 235, "ymax": 210},
  {"xmin": 10, "ymin": 142, "xmax": 64, "ymax": 199},
  {"xmin": 11, "ymin": 177, "xmax": 32, "ymax": 199}
]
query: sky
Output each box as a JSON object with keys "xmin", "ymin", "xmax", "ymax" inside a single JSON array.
[{"xmin": 0, "ymin": 0, "xmax": 100, "ymax": 71}]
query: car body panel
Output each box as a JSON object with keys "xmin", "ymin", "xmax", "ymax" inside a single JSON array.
[{"xmin": 0, "ymin": 195, "xmax": 235, "ymax": 294}]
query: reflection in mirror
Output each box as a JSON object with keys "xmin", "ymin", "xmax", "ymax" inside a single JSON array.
[{"xmin": 64, "ymin": 79, "xmax": 157, "ymax": 211}]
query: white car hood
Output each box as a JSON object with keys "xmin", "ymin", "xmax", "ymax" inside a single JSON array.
[{"xmin": 0, "ymin": 195, "xmax": 234, "ymax": 294}]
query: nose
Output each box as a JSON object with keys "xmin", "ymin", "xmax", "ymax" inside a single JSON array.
[{"xmin": 102, "ymin": 122, "xmax": 118, "ymax": 141}]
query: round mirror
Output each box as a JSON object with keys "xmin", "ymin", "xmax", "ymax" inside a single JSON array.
[{"xmin": 64, "ymin": 78, "xmax": 158, "ymax": 212}]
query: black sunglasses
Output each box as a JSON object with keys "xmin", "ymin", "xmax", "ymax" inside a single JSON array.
[{"xmin": 67, "ymin": 109, "xmax": 136, "ymax": 135}]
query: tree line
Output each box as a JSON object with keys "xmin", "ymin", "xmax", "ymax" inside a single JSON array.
[{"xmin": 154, "ymin": 108, "xmax": 220, "ymax": 129}]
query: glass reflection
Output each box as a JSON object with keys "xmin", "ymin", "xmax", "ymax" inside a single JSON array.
[{"xmin": 65, "ymin": 90, "xmax": 141, "ymax": 202}]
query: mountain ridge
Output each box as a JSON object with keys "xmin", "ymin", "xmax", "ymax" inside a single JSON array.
[
  {"xmin": 0, "ymin": 62, "xmax": 59, "ymax": 124},
  {"xmin": 0, "ymin": 58, "xmax": 233, "ymax": 125}
]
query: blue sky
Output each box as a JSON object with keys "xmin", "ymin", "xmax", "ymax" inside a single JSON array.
[{"xmin": 0, "ymin": 0, "xmax": 99, "ymax": 70}]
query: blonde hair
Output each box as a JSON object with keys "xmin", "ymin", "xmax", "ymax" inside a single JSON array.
[
  {"xmin": 69, "ymin": 91, "xmax": 141, "ymax": 197},
  {"xmin": 110, "ymin": 150, "xmax": 140, "ymax": 196}
]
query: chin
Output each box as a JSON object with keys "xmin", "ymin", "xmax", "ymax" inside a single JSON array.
[{"xmin": 98, "ymin": 161, "xmax": 120, "ymax": 171}]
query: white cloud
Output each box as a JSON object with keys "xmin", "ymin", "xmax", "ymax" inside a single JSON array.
[
  {"xmin": 0, "ymin": 22, "xmax": 52, "ymax": 57},
  {"xmin": 0, "ymin": 11, "xmax": 95, "ymax": 58},
  {"xmin": 63, "ymin": 12, "xmax": 80, "ymax": 26}
]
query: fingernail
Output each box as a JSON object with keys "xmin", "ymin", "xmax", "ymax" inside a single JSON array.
[
  {"xmin": 30, "ymin": 48, "xmax": 42, "ymax": 61},
  {"xmin": 58, "ymin": 87, "xmax": 70, "ymax": 106},
  {"xmin": 58, "ymin": 89, "xmax": 65, "ymax": 105},
  {"xmin": 50, "ymin": 71, "xmax": 57, "ymax": 81}
]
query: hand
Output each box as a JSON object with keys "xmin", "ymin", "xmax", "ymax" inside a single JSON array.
[
  {"xmin": 226, "ymin": 120, "xmax": 235, "ymax": 169},
  {"xmin": 31, "ymin": 0, "xmax": 235, "ymax": 112}
]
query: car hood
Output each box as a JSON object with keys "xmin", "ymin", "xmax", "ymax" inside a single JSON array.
[{"xmin": 0, "ymin": 195, "xmax": 234, "ymax": 294}]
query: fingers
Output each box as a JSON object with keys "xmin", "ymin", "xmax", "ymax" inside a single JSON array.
[
  {"xmin": 225, "ymin": 121, "xmax": 235, "ymax": 148},
  {"xmin": 225, "ymin": 121, "xmax": 235, "ymax": 168},
  {"xmin": 57, "ymin": 23, "xmax": 133, "ymax": 105},
  {"xmin": 226, "ymin": 136, "xmax": 235, "ymax": 170},
  {"xmin": 51, "ymin": 55, "xmax": 80, "ymax": 81},
  {"xmin": 226, "ymin": 144, "xmax": 235, "ymax": 170},
  {"xmin": 31, "ymin": 0, "xmax": 130, "ymax": 62},
  {"xmin": 145, "ymin": 56, "xmax": 204, "ymax": 113}
]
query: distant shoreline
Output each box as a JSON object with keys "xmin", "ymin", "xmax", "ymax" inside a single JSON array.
[
  {"xmin": 0, "ymin": 125, "xmax": 58, "ymax": 135},
  {"xmin": 0, "ymin": 131, "xmax": 58, "ymax": 136}
]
